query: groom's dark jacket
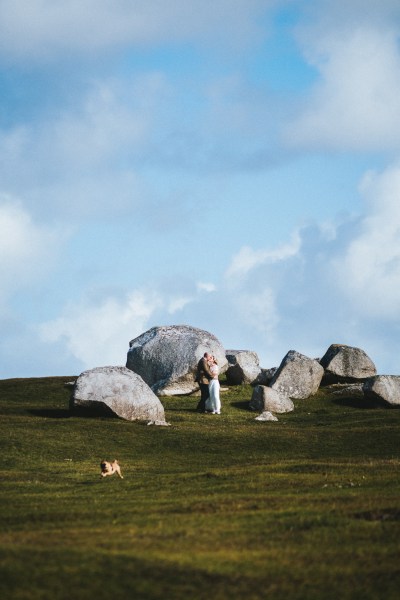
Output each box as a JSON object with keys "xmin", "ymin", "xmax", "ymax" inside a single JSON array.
[{"xmin": 195, "ymin": 357, "xmax": 213, "ymax": 384}]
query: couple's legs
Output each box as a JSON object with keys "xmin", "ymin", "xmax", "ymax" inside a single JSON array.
[
  {"xmin": 208, "ymin": 380, "xmax": 221, "ymax": 414},
  {"xmin": 197, "ymin": 383, "xmax": 209, "ymax": 412}
]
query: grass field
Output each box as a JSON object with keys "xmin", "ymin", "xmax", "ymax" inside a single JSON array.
[{"xmin": 0, "ymin": 376, "xmax": 399, "ymax": 600}]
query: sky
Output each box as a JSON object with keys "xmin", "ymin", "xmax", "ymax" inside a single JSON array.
[{"xmin": 1, "ymin": 0, "xmax": 400, "ymax": 378}]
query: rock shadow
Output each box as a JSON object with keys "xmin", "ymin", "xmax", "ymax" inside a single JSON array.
[
  {"xmin": 330, "ymin": 397, "xmax": 378, "ymax": 410},
  {"xmin": 231, "ymin": 401, "xmax": 250, "ymax": 411},
  {"xmin": 29, "ymin": 408, "xmax": 71, "ymax": 419}
]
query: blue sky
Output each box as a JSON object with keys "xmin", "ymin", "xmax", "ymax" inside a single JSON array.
[{"xmin": 2, "ymin": 0, "xmax": 400, "ymax": 378}]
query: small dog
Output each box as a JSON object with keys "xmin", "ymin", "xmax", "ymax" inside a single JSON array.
[{"xmin": 100, "ymin": 459, "xmax": 124, "ymax": 479}]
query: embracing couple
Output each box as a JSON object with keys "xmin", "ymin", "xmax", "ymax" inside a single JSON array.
[{"xmin": 196, "ymin": 352, "xmax": 221, "ymax": 414}]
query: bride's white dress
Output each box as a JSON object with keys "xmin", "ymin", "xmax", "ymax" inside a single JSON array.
[{"xmin": 206, "ymin": 364, "xmax": 221, "ymax": 414}]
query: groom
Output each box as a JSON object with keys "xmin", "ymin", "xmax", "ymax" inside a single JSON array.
[{"xmin": 195, "ymin": 352, "xmax": 213, "ymax": 412}]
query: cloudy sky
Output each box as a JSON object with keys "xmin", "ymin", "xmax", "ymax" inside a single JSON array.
[{"xmin": 2, "ymin": 0, "xmax": 400, "ymax": 378}]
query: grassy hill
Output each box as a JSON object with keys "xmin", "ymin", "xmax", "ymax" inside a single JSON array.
[{"xmin": 0, "ymin": 376, "xmax": 399, "ymax": 599}]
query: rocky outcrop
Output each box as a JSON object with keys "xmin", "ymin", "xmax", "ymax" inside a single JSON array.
[
  {"xmin": 320, "ymin": 344, "xmax": 376, "ymax": 384},
  {"xmin": 363, "ymin": 375, "xmax": 400, "ymax": 407},
  {"xmin": 126, "ymin": 325, "xmax": 227, "ymax": 396},
  {"xmin": 225, "ymin": 350, "xmax": 261, "ymax": 385},
  {"xmin": 249, "ymin": 385, "xmax": 294, "ymax": 413},
  {"xmin": 270, "ymin": 350, "xmax": 324, "ymax": 399},
  {"xmin": 71, "ymin": 366, "xmax": 166, "ymax": 422}
]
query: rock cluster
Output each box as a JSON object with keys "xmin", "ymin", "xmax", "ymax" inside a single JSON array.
[
  {"xmin": 68, "ymin": 325, "xmax": 398, "ymax": 423},
  {"xmin": 248, "ymin": 343, "xmax": 399, "ymax": 421}
]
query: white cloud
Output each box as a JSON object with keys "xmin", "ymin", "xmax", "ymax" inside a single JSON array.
[
  {"xmin": 215, "ymin": 160, "xmax": 400, "ymax": 371},
  {"xmin": 225, "ymin": 233, "xmax": 301, "ymax": 282},
  {"xmin": 232, "ymin": 287, "xmax": 279, "ymax": 335},
  {"xmin": 196, "ymin": 281, "xmax": 217, "ymax": 293},
  {"xmin": 38, "ymin": 283, "xmax": 209, "ymax": 368},
  {"xmin": 0, "ymin": 196, "xmax": 63, "ymax": 305},
  {"xmin": 0, "ymin": 0, "xmax": 271, "ymax": 64},
  {"xmin": 39, "ymin": 289, "xmax": 163, "ymax": 369},
  {"xmin": 0, "ymin": 76, "xmax": 169, "ymax": 219},
  {"xmin": 335, "ymin": 163, "xmax": 400, "ymax": 317},
  {"xmin": 49, "ymin": 79, "xmax": 149, "ymax": 169},
  {"xmin": 286, "ymin": 27, "xmax": 400, "ymax": 151},
  {"xmin": 167, "ymin": 296, "xmax": 193, "ymax": 314}
]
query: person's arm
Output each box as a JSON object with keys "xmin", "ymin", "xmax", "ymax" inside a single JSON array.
[{"xmin": 202, "ymin": 358, "xmax": 213, "ymax": 379}]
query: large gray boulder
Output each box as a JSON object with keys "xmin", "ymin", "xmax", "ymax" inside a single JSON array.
[
  {"xmin": 126, "ymin": 325, "xmax": 228, "ymax": 395},
  {"xmin": 363, "ymin": 376, "xmax": 400, "ymax": 407},
  {"xmin": 225, "ymin": 350, "xmax": 261, "ymax": 385},
  {"xmin": 71, "ymin": 366, "xmax": 166, "ymax": 421},
  {"xmin": 320, "ymin": 344, "xmax": 376, "ymax": 384},
  {"xmin": 249, "ymin": 385, "xmax": 294, "ymax": 413},
  {"xmin": 270, "ymin": 350, "xmax": 324, "ymax": 399}
]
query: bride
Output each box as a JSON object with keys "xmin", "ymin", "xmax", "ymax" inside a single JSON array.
[{"xmin": 205, "ymin": 356, "xmax": 221, "ymax": 415}]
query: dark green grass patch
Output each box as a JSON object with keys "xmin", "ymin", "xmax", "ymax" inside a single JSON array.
[{"xmin": 0, "ymin": 377, "xmax": 399, "ymax": 599}]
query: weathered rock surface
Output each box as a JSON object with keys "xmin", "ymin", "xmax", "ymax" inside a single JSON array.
[
  {"xmin": 225, "ymin": 350, "xmax": 261, "ymax": 385},
  {"xmin": 126, "ymin": 325, "xmax": 228, "ymax": 395},
  {"xmin": 71, "ymin": 366, "xmax": 166, "ymax": 421},
  {"xmin": 270, "ymin": 350, "xmax": 324, "ymax": 399},
  {"xmin": 363, "ymin": 375, "xmax": 400, "ymax": 407},
  {"xmin": 255, "ymin": 411, "xmax": 279, "ymax": 422},
  {"xmin": 253, "ymin": 367, "xmax": 277, "ymax": 386},
  {"xmin": 320, "ymin": 344, "xmax": 377, "ymax": 384},
  {"xmin": 249, "ymin": 385, "xmax": 294, "ymax": 413}
]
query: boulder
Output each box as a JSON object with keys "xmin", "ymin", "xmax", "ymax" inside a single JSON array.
[
  {"xmin": 249, "ymin": 385, "xmax": 294, "ymax": 413},
  {"xmin": 363, "ymin": 376, "xmax": 400, "ymax": 407},
  {"xmin": 126, "ymin": 325, "xmax": 228, "ymax": 395},
  {"xmin": 319, "ymin": 344, "xmax": 376, "ymax": 384},
  {"xmin": 270, "ymin": 350, "xmax": 324, "ymax": 399},
  {"xmin": 71, "ymin": 366, "xmax": 166, "ymax": 422},
  {"xmin": 225, "ymin": 350, "xmax": 261, "ymax": 385}
]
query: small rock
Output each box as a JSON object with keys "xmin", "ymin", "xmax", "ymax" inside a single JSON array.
[{"xmin": 255, "ymin": 411, "xmax": 279, "ymax": 422}]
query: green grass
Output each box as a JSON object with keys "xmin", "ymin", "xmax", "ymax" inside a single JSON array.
[{"xmin": 0, "ymin": 376, "xmax": 399, "ymax": 599}]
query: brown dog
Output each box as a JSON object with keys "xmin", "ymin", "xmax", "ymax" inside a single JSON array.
[{"xmin": 100, "ymin": 459, "xmax": 123, "ymax": 479}]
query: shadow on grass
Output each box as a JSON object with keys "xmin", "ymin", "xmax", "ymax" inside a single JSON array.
[
  {"xmin": 331, "ymin": 397, "xmax": 377, "ymax": 410},
  {"xmin": 29, "ymin": 408, "xmax": 71, "ymax": 419},
  {"xmin": 76, "ymin": 480, "xmax": 103, "ymax": 486},
  {"xmin": 231, "ymin": 401, "xmax": 250, "ymax": 411},
  {"xmin": 30, "ymin": 406, "xmax": 121, "ymax": 419},
  {"xmin": 165, "ymin": 407, "xmax": 200, "ymax": 413}
]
